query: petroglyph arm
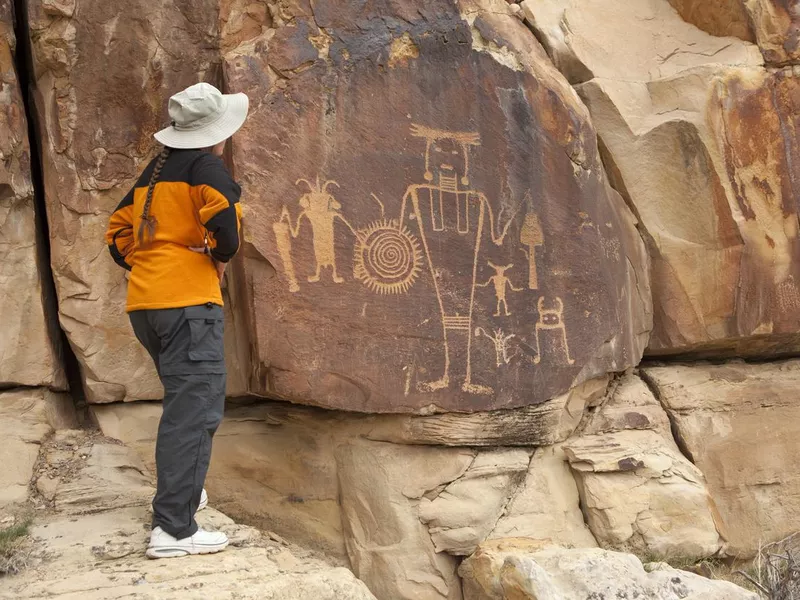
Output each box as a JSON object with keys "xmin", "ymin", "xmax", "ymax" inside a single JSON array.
[
  {"xmin": 479, "ymin": 192, "xmax": 520, "ymax": 246},
  {"xmin": 279, "ymin": 205, "xmax": 306, "ymax": 238},
  {"xmin": 334, "ymin": 212, "xmax": 358, "ymax": 236}
]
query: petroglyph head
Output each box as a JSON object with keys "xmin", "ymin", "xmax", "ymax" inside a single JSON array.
[
  {"xmin": 538, "ymin": 297, "xmax": 565, "ymax": 326},
  {"xmin": 410, "ymin": 123, "xmax": 480, "ymax": 185},
  {"xmin": 296, "ymin": 177, "xmax": 341, "ymax": 212},
  {"xmin": 488, "ymin": 261, "xmax": 513, "ymax": 274}
]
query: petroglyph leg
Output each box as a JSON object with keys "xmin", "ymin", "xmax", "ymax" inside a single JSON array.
[{"xmin": 273, "ymin": 221, "xmax": 300, "ymax": 293}]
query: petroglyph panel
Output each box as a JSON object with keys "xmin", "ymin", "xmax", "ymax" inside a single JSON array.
[{"xmin": 227, "ymin": 1, "xmax": 651, "ymax": 413}]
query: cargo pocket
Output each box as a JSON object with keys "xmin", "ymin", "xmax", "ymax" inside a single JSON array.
[{"xmin": 184, "ymin": 305, "xmax": 224, "ymax": 362}]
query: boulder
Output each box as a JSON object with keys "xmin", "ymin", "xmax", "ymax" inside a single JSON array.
[
  {"xmin": 25, "ymin": 0, "xmax": 248, "ymax": 403},
  {"xmin": 744, "ymin": 0, "xmax": 800, "ymax": 65},
  {"xmin": 488, "ymin": 445, "xmax": 598, "ymax": 548},
  {"xmin": 419, "ymin": 449, "xmax": 531, "ymax": 555},
  {"xmin": 668, "ymin": 0, "xmax": 800, "ymax": 65},
  {"xmin": 525, "ymin": 0, "xmax": 800, "ymax": 358},
  {"xmin": 53, "ymin": 442, "xmax": 153, "ymax": 514},
  {"xmin": 644, "ymin": 360, "xmax": 800, "ymax": 556},
  {"xmin": 521, "ymin": 0, "xmax": 760, "ymax": 83},
  {"xmin": 225, "ymin": 0, "xmax": 651, "ymax": 413},
  {"xmin": 336, "ymin": 438, "xmax": 473, "ymax": 600},
  {"xmin": 582, "ymin": 372, "xmax": 673, "ymax": 440},
  {"xmin": 556, "ymin": 372, "xmax": 722, "ymax": 561},
  {"xmin": 459, "ymin": 540, "xmax": 758, "ymax": 600},
  {"xmin": 0, "ymin": 388, "xmax": 75, "ymax": 508},
  {"xmin": 0, "ymin": 0, "xmax": 63, "ymax": 388},
  {"xmin": 667, "ymin": 0, "xmax": 756, "ymax": 42},
  {"xmin": 564, "ymin": 429, "xmax": 722, "ymax": 560}
]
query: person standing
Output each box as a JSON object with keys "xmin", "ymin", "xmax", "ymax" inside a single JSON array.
[{"xmin": 105, "ymin": 82, "xmax": 248, "ymax": 559}]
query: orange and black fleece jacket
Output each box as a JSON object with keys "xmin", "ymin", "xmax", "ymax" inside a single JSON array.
[{"xmin": 105, "ymin": 149, "xmax": 242, "ymax": 312}]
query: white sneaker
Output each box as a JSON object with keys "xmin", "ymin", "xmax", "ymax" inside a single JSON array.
[{"xmin": 146, "ymin": 526, "xmax": 228, "ymax": 559}]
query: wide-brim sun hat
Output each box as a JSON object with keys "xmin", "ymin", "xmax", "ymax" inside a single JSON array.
[{"xmin": 154, "ymin": 82, "xmax": 249, "ymax": 149}]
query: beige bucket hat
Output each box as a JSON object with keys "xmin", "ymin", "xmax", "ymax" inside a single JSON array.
[{"xmin": 154, "ymin": 82, "xmax": 249, "ymax": 149}]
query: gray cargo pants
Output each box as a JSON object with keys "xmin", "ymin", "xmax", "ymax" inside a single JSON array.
[{"xmin": 129, "ymin": 303, "xmax": 226, "ymax": 540}]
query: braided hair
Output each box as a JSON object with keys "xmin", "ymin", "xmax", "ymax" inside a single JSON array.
[{"xmin": 137, "ymin": 146, "xmax": 171, "ymax": 247}]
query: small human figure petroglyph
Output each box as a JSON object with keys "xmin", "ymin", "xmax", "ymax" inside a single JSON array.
[{"xmin": 476, "ymin": 262, "xmax": 522, "ymax": 317}]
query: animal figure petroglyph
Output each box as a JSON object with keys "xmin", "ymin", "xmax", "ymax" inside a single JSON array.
[{"xmin": 531, "ymin": 296, "xmax": 575, "ymax": 365}]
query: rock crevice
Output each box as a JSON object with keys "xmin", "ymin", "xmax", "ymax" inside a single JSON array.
[{"xmin": 10, "ymin": 0, "xmax": 84, "ymax": 411}]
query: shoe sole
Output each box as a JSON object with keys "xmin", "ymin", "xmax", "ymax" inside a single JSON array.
[{"xmin": 146, "ymin": 541, "xmax": 228, "ymax": 559}]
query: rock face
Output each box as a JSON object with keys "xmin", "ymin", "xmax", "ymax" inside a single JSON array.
[
  {"xmin": 523, "ymin": 0, "xmax": 800, "ymax": 358},
  {"xmin": 227, "ymin": 0, "xmax": 651, "ymax": 412},
  {"xmin": 337, "ymin": 439, "xmax": 473, "ymax": 600},
  {"xmin": 0, "ymin": 1, "xmax": 62, "ymax": 388},
  {"xmin": 668, "ymin": 0, "xmax": 800, "ymax": 65},
  {"xmin": 21, "ymin": 0, "xmax": 652, "ymax": 412},
  {"xmin": 667, "ymin": 0, "xmax": 756, "ymax": 42},
  {"xmin": 459, "ymin": 540, "xmax": 758, "ymax": 600},
  {"xmin": 644, "ymin": 360, "xmax": 800, "ymax": 557},
  {"xmin": 563, "ymin": 374, "xmax": 722, "ymax": 560},
  {"xmin": 419, "ymin": 449, "xmax": 531, "ymax": 556},
  {"xmin": 363, "ymin": 375, "xmax": 610, "ymax": 446},
  {"xmin": 25, "ymin": 0, "xmax": 241, "ymax": 403},
  {"xmin": 487, "ymin": 445, "xmax": 598, "ymax": 548},
  {"xmin": 745, "ymin": 0, "xmax": 800, "ymax": 65},
  {"xmin": 565, "ymin": 430, "xmax": 722, "ymax": 560}
]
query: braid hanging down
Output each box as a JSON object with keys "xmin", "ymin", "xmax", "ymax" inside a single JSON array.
[{"xmin": 137, "ymin": 146, "xmax": 171, "ymax": 247}]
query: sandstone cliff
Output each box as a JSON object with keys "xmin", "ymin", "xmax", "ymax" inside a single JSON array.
[{"xmin": 1, "ymin": 0, "xmax": 799, "ymax": 599}]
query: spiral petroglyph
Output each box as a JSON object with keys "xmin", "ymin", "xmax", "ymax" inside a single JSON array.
[{"xmin": 354, "ymin": 220, "xmax": 422, "ymax": 294}]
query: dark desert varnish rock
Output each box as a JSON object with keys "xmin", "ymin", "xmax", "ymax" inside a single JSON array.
[
  {"xmin": 0, "ymin": 0, "xmax": 64, "ymax": 388},
  {"xmin": 226, "ymin": 0, "xmax": 651, "ymax": 413}
]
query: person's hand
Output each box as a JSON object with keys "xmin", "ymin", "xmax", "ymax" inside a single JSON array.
[
  {"xmin": 189, "ymin": 246, "xmax": 226, "ymax": 285},
  {"xmin": 213, "ymin": 259, "xmax": 226, "ymax": 284}
]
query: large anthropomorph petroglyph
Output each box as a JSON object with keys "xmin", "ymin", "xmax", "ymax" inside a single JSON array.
[
  {"xmin": 230, "ymin": 4, "xmax": 651, "ymax": 413},
  {"xmin": 395, "ymin": 124, "xmax": 517, "ymax": 395}
]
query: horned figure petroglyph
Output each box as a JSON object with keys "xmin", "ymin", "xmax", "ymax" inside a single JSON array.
[
  {"xmin": 476, "ymin": 262, "xmax": 522, "ymax": 317},
  {"xmin": 531, "ymin": 296, "xmax": 574, "ymax": 365},
  {"xmin": 273, "ymin": 176, "xmax": 356, "ymax": 291},
  {"xmin": 475, "ymin": 327, "xmax": 517, "ymax": 367},
  {"xmin": 397, "ymin": 123, "xmax": 519, "ymax": 395}
]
